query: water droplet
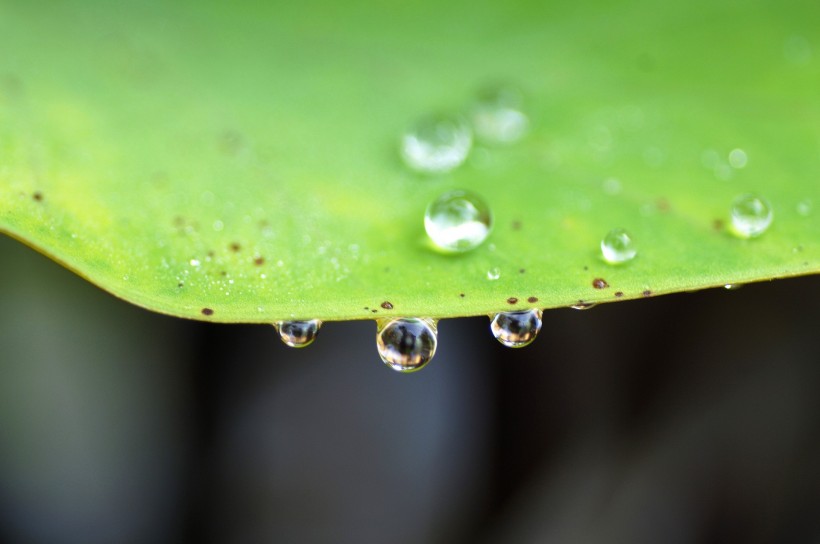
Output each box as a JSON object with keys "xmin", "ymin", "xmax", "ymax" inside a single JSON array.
[
  {"xmin": 212, "ymin": 220, "xmax": 224, "ymax": 232},
  {"xmin": 400, "ymin": 114, "xmax": 472, "ymax": 174},
  {"xmin": 275, "ymin": 319, "xmax": 322, "ymax": 348},
  {"xmin": 730, "ymin": 193, "xmax": 773, "ymax": 238},
  {"xmin": 376, "ymin": 318, "xmax": 437, "ymax": 372},
  {"xmin": 470, "ymin": 85, "xmax": 528, "ymax": 145},
  {"xmin": 602, "ymin": 177, "xmax": 622, "ymax": 195},
  {"xmin": 571, "ymin": 301, "xmax": 597, "ymax": 310},
  {"xmin": 728, "ymin": 148, "xmax": 748, "ymax": 169},
  {"xmin": 189, "ymin": 259, "xmax": 201, "ymax": 267},
  {"xmin": 486, "ymin": 267, "xmax": 501, "ymax": 280},
  {"xmin": 425, "ymin": 189, "xmax": 492, "ymax": 252},
  {"xmin": 796, "ymin": 199, "xmax": 813, "ymax": 216},
  {"xmin": 490, "ymin": 309, "xmax": 542, "ymax": 348},
  {"xmin": 724, "ymin": 284, "xmax": 743, "ymax": 290},
  {"xmin": 601, "ymin": 228, "xmax": 637, "ymax": 264}
]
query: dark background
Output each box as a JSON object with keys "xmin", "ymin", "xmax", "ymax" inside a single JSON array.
[{"xmin": 1, "ymin": 234, "xmax": 818, "ymax": 544}]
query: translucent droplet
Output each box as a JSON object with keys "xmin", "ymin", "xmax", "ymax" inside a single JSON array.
[
  {"xmin": 490, "ymin": 309, "xmax": 542, "ymax": 348},
  {"xmin": 796, "ymin": 199, "xmax": 813, "ymax": 217},
  {"xmin": 275, "ymin": 319, "xmax": 322, "ymax": 348},
  {"xmin": 601, "ymin": 228, "xmax": 637, "ymax": 264},
  {"xmin": 486, "ymin": 267, "xmax": 501, "ymax": 280},
  {"xmin": 730, "ymin": 193, "xmax": 773, "ymax": 238},
  {"xmin": 570, "ymin": 302, "xmax": 597, "ymax": 310},
  {"xmin": 724, "ymin": 284, "xmax": 743, "ymax": 290},
  {"xmin": 602, "ymin": 177, "xmax": 622, "ymax": 195},
  {"xmin": 189, "ymin": 259, "xmax": 201, "ymax": 267},
  {"xmin": 470, "ymin": 85, "xmax": 528, "ymax": 145},
  {"xmin": 376, "ymin": 318, "xmax": 437, "ymax": 372},
  {"xmin": 728, "ymin": 148, "xmax": 748, "ymax": 169},
  {"xmin": 425, "ymin": 189, "xmax": 492, "ymax": 252},
  {"xmin": 400, "ymin": 114, "xmax": 472, "ymax": 174}
]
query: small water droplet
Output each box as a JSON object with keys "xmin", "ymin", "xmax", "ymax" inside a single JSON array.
[
  {"xmin": 486, "ymin": 267, "xmax": 501, "ymax": 280},
  {"xmin": 470, "ymin": 85, "xmax": 528, "ymax": 145},
  {"xmin": 425, "ymin": 189, "xmax": 492, "ymax": 252},
  {"xmin": 728, "ymin": 148, "xmax": 748, "ymax": 169},
  {"xmin": 212, "ymin": 220, "xmax": 224, "ymax": 232},
  {"xmin": 730, "ymin": 193, "xmax": 773, "ymax": 238},
  {"xmin": 796, "ymin": 199, "xmax": 813, "ymax": 216},
  {"xmin": 400, "ymin": 114, "xmax": 472, "ymax": 174},
  {"xmin": 490, "ymin": 309, "xmax": 542, "ymax": 348},
  {"xmin": 275, "ymin": 319, "xmax": 322, "ymax": 348},
  {"xmin": 376, "ymin": 318, "xmax": 437, "ymax": 372},
  {"xmin": 602, "ymin": 177, "xmax": 622, "ymax": 195},
  {"xmin": 601, "ymin": 228, "xmax": 637, "ymax": 264},
  {"xmin": 189, "ymin": 259, "xmax": 201, "ymax": 267},
  {"xmin": 571, "ymin": 301, "xmax": 597, "ymax": 310},
  {"xmin": 724, "ymin": 284, "xmax": 743, "ymax": 290}
]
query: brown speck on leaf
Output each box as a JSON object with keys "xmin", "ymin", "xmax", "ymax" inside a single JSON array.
[
  {"xmin": 201, "ymin": 308, "xmax": 214, "ymax": 316},
  {"xmin": 371, "ymin": 309, "xmax": 378, "ymax": 313},
  {"xmin": 592, "ymin": 278, "xmax": 609, "ymax": 289},
  {"xmin": 207, "ymin": 250, "xmax": 215, "ymax": 258},
  {"xmin": 519, "ymin": 268, "xmax": 526, "ymax": 274},
  {"xmin": 583, "ymin": 266, "xmax": 589, "ymax": 271},
  {"xmin": 615, "ymin": 291, "xmax": 624, "ymax": 298},
  {"xmin": 220, "ymin": 270, "xmax": 227, "ymax": 276},
  {"xmin": 254, "ymin": 257, "xmax": 265, "ymax": 266},
  {"xmin": 511, "ymin": 220, "xmax": 522, "ymax": 231},
  {"xmin": 507, "ymin": 297, "xmax": 518, "ymax": 304},
  {"xmin": 381, "ymin": 301, "xmax": 393, "ymax": 310},
  {"xmin": 459, "ymin": 293, "xmax": 465, "ymax": 298},
  {"xmin": 32, "ymin": 192, "xmax": 43, "ymax": 202},
  {"xmin": 656, "ymin": 197, "xmax": 670, "ymax": 212},
  {"xmin": 642, "ymin": 289, "xmax": 652, "ymax": 297},
  {"xmin": 173, "ymin": 216, "xmax": 185, "ymax": 226},
  {"xmin": 363, "ymin": 307, "xmax": 369, "ymax": 310},
  {"xmin": 527, "ymin": 296, "xmax": 538, "ymax": 303},
  {"xmin": 229, "ymin": 242, "xmax": 241, "ymax": 252},
  {"xmin": 178, "ymin": 282, "xmax": 184, "ymax": 288},
  {"xmin": 713, "ymin": 219, "xmax": 724, "ymax": 231}
]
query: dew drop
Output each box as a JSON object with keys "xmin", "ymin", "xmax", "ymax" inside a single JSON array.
[
  {"xmin": 470, "ymin": 85, "xmax": 528, "ymax": 145},
  {"xmin": 376, "ymin": 318, "xmax": 437, "ymax": 373},
  {"xmin": 571, "ymin": 301, "xmax": 597, "ymax": 310},
  {"xmin": 796, "ymin": 199, "xmax": 813, "ymax": 217},
  {"xmin": 730, "ymin": 193, "xmax": 773, "ymax": 238},
  {"xmin": 189, "ymin": 259, "xmax": 201, "ymax": 267},
  {"xmin": 728, "ymin": 148, "xmax": 748, "ymax": 169},
  {"xmin": 486, "ymin": 267, "xmax": 501, "ymax": 280},
  {"xmin": 601, "ymin": 228, "xmax": 637, "ymax": 264},
  {"xmin": 490, "ymin": 309, "xmax": 542, "ymax": 348},
  {"xmin": 724, "ymin": 284, "xmax": 743, "ymax": 290},
  {"xmin": 275, "ymin": 319, "xmax": 322, "ymax": 348},
  {"xmin": 425, "ymin": 189, "xmax": 492, "ymax": 252},
  {"xmin": 400, "ymin": 114, "xmax": 472, "ymax": 174}
]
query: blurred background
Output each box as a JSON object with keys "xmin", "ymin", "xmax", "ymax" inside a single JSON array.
[{"xmin": 0, "ymin": 234, "xmax": 818, "ymax": 543}]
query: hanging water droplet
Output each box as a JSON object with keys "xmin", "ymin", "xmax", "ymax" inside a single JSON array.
[
  {"xmin": 376, "ymin": 318, "xmax": 437, "ymax": 372},
  {"xmin": 425, "ymin": 189, "xmax": 492, "ymax": 252},
  {"xmin": 486, "ymin": 267, "xmax": 501, "ymax": 280},
  {"xmin": 724, "ymin": 284, "xmax": 743, "ymax": 290},
  {"xmin": 275, "ymin": 319, "xmax": 322, "ymax": 348},
  {"xmin": 490, "ymin": 309, "xmax": 542, "ymax": 348},
  {"xmin": 730, "ymin": 193, "xmax": 773, "ymax": 238},
  {"xmin": 570, "ymin": 301, "xmax": 597, "ymax": 310},
  {"xmin": 601, "ymin": 228, "xmax": 637, "ymax": 264},
  {"xmin": 400, "ymin": 114, "xmax": 472, "ymax": 174},
  {"xmin": 470, "ymin": 85, "xmax": 528, "ymax": 145}
]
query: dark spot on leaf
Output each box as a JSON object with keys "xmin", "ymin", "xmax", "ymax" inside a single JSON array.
[
  {"xmin": 229, "ymin": 242, "xmax": 241, "ymax": 252},
  {"xmin": 32, "ymin": 192, "xmax": 43, "ymax": 202},
  {"xmin": 363, "ymin": 307, "xmax": 369, "ymax": 310},
  {"xmin": 371, "ymin": 309, "xmax": 378, "ymax": 313},
  {"xmin": 713, "ymin": 219, "xmax": 724, "ymax": 231},
  {"xmin": 511, "ymin": 220, "xmax": 522, "ymax": 231},
  {"xmin": 615, "ymin": 291, "xmax": 624, "ymax": 297},
  {"xmin": 507, "ymin": 297, "xmax": 518, "ymax": 304},
  {"xmin": 207, "ymin": 250, "xmax": 215, "ymax": 258},
  {"xmin": 218, "ymin": 130, "xmax": 244, "ymax": 155},
  {"xmin": 592, "ymin": 278, "xmax": 609, "ymax": 289},
  {"xmin": 656, "ymin": 197, "xmax": 670, "ymax": 212},
  {"xmin": 459, "ymin": 293, "xmax": 465, "ymax": 298},
  {"xmin": 381, "ymin": 301, "xmax": 393, "ymax": 310},
  {"xmin": 220, "ymin": 271, "xmax": 227, "ymax": 276},
  {"xmin": 173, "ymin": 216, "xmax": 185, "ymax": 226},
  {"xmin": 178, "ymin": 282, "xmax": 184, "ymax": 288},
  {"xmin": 527, "ymin": 296, "xmax": 538, "ymax": 303},
  {"xmin": 583, "ymin": 266, "xmax": 589, "ymax": 271},
  {"xmin": 519, "ymin": 268, "xmax": 526, "ymax": 274},
  {"xmin": 201, "ymin": 308, "xmax": 214, "ymax": 316},
  {"xmin": 254, "ymin": 257, "xmax": 265, "ymax": 265},
  {"xmin": 642, "ymin": 290, "xmax": 652, "ymax": 297}
]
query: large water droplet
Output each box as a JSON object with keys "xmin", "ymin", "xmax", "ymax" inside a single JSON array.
[
  {"xmin": 728, "ymin": 148, "xmax": 748, "ymax": 169},
  {"xmin": 400, "ymin": 114, "xmax": 472, "ymax": 174},
  {"xmin": 376, "ymin": 318, "xmax": 438, "ymax": 372},
  {"xmin": 730, "ymin": 193, "xmax": 773, "ymax": 238},
  {"xmin": 601, "ymin": 228, "xmax": 637, "ymax": 264},
  {"xmin": 490, "ymin": 309, "xmax": 542, "ymax": 348},
  {"xmin": 275, "ymin": 319, "xmax": 322, "ymax": 348},
  {"xmin": 470, "ymin": 85, "xmax": 528, "ymax": 145},
  {"xmin": 425, "ymin": 189, "xmax": 492, "ymax": 252}
]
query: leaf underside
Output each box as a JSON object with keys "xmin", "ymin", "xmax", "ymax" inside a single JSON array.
[{"xmin": 1, "ymin": 0, "xmax": 818, "ymax": 322}]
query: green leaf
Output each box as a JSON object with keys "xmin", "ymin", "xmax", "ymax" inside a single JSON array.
[{"xmin": 1, "ymin": 0, "xmax": 818, "ymax": 322}]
